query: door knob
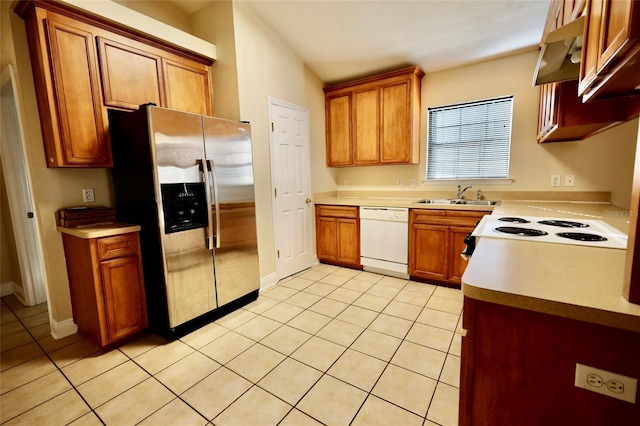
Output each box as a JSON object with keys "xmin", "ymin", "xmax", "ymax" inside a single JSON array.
[{"xmin": 305, "ymin": 198, "xmax": 312, "ymax": 204}]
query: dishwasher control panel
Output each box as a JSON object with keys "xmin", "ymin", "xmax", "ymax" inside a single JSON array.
[{"xmin": 359, "ymin": 207, "xmax": 408, "ymax": 222}]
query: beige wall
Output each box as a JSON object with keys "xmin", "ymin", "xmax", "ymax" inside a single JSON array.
[{"xmin": 333, "ymin": 50, "xmax": 638, "ymax": 209}]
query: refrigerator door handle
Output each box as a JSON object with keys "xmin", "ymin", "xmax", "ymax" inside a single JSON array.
[
  {"xmin": 207, "ymin": 159, "xmax": 221, "ymax": 249},
  {"xmin": 200, "ymin": 158, "xmax": 214, "ymax": 250}
]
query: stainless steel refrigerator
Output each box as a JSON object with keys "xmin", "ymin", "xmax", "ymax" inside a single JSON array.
[{"xmin": 109, "ymin": 105, "xmax": 260, "ymax": 339}]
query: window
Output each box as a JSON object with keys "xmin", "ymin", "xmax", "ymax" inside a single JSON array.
[{"xmin": 426, "ymin": 95, "xmax": 513, "ymax": 180}]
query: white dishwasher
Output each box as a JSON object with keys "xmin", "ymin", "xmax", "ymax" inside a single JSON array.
[{"xmin": 359, "ymin": 207, "xmax": 409, "ymax": 279}]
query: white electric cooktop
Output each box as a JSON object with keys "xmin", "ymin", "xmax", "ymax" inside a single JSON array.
[{"xmin": 472, "ymin": 215, "xmax": 628, "ymax": 250}]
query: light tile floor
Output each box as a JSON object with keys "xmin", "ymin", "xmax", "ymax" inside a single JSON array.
[{"xmin": 0, "ymin": 264, "xmax": 462, "ymax": 425}]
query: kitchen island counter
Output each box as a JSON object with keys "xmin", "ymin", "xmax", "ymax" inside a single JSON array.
[{"xmin": 462, "ymin": 200, "xmax": 640, "ymax": 332}]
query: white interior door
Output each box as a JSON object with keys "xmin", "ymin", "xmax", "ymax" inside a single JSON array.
[
  {"xmin": 269, "ymin": 98, "xmax": 314, "ymax": 279},
  {"xmin": 1, "ymin": 65, "xmax": 48, "ymax": 306}
]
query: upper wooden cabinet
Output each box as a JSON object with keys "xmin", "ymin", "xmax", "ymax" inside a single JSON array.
[
  {"xmin": 578, "ymin": 0, "xmax": 640, "ymax": 101},
  {"xmin": 15, "ymin": 0, "xmax": 214, "ymax": 167},
  {"xmin": 324, "ymin": 66, "xmax": 424, "ymax": 167},
  {"xmin": 20, "ymin": 8, "xmax": 111, "ymax": 167},
  {"xmin": 537, "ymin": 0, "xmax": 639, "ymax": 143}
]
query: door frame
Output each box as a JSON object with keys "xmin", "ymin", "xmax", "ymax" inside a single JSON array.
[
  {"xmin": 267, "ymin": 97, "xmax": 315, "ymax": 280},
  {"xmin": 0, "ymin": 65, "xmax": 49, "ymax": 306}
]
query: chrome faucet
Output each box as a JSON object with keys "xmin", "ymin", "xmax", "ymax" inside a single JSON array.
[{"xmin": 456, "ymin": 185, "xmax": 472, "ymax": 200}]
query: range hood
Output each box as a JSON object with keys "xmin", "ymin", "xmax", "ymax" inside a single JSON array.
[{"xmin": 533, "ymin": 16, "xmax": 585, "ymax": 86}]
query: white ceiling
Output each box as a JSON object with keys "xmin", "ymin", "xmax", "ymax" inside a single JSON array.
[{"xmin": 169, "ymin": 0, "xmax": 551, "ymax": 85}]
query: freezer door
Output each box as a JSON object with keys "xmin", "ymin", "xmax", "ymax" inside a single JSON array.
[{"xmin": 203, "ymin": 117, "xmax": 260, "ymax": 307}]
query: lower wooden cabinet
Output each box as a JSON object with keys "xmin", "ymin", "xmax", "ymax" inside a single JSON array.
[
  {"xmin": 61, "ymin": 231, "xmax": 147, "ymax": 347},
  {"xmin": 409, "ymin": 209, "xmax": 487, "ymax": 287},
  {"xmin": 460, "ymin": 297, "xmax": 640, "ymax": 424},
  {"xmin": 315, "ymin": 205, "xmax": 362, "ymax": 269}
]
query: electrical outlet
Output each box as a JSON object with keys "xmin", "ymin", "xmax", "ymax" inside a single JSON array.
[
  {"xmin": 396, "ymin": 178, "xmax": 403, "ymax": 186},
  {"xmin": 551, "ymin": 175, "xmax": 561, "ymax": 187},
  {"xmin": 82, "ymin": 188, "xmax": 95, "ymax": 203},
  {"xmin": 565, "ymin": 174, "xmax": 575, "ymax": 187},
  {"xmin": 410, "ymin": 178, "xmax": 417, "ymax": 187},
  {"xmin": 343, "ymin": 179, "xmax": 349, "ymax": 187},
  {"xmin": 575, "ymin": 363, "xmax": 638, "ymax": 403}
]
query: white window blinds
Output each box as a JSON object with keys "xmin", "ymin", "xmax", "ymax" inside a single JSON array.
[{"xmin": 427, "ymin": 95, "xmax": 513, "ymax": 180}]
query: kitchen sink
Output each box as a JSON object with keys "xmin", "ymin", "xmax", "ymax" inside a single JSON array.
[{"xmin": 413, "ymin": 199, "xmax": 500, "ymax": 206}]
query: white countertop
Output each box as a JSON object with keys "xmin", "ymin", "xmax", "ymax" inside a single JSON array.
[
  {"xmin": 57, "ymin": 222, "xmax": 141, "ymax": 239},
  {"xmin": 462, "ymin": 201, "xmax": 640, "ymax": 332}
]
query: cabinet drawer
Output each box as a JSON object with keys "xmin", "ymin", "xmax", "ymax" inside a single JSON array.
[
  {"xmin": 316, "ymin": 205, "xmax": 359, "ymax": 219},
  {"xmin": 411, "ymin": 209, "xmax": 486, "ymax": 226},
  {"xmin": 97, "ymin": 233, "xmax": 138, "ymax": 260}
]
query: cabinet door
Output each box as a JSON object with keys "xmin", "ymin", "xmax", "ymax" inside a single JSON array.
[
  {"xmin": 353, "ymin": 87, "xmax": 379, "ymax": 165},
  {"xmin": 316, "ymin": 216, "xmax": 339, "ymax": 261},
  {"xmin": 45, "ymin": 16, "xmax": 111, "ymax": 166},
  {"xmin": 163, "ymin": 59, "xmax": 212, "ymax": 115},
  {"xmin": 336, "ymin": 218, "xmax": 360, "ymax": 267},
  {"xmin": 96, "ymin": 36, "xmax": 163, "ymax": 110},
  {"xmin": 326, "ymin": 93, "xmax": 353, "ymax": 166},
  {"xmin": 596, "ymin": 0, "xmax": 637, "ymax": 71},
  {"xmin": 100, "ymin": 255, "xmax": 147, "ymax": 343},
  {"xmin": 409, "ymin": 223, "xmax": 449, "ymax": 282},
  {"xmin": 537, "ymin": 83, "xmax": 559, "ymax": 141},
  {"xmin": 380, "ymin": 80, "xmax": 411, "ymax": 164},
  {"xmin": 449, "ymin": 226, "xmax": 475, "ymax": 285}
]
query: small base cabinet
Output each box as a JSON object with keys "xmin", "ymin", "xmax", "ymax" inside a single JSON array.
[
  {"xmin": 61, "ymin": 230, "xmax": 148, "ymax": 348},
  {"xmin": 315, "ymin": 205, "xmax": 362, "ymax": 269},
  {"xmin": 409, "ymin": 209, "xmax": 487, "ymax": 288},
  {"xmin": 460, "ymin": 297, "xmax": 640, "ymax": 425}
]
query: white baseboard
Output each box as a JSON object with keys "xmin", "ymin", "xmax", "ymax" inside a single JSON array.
[
  {"xmin": 259, "ymin": 272, "xmax": 279, "ymax": 292},
  {"xmin": 50, "ymin": 317, "xmax": 78, "ymax": 340}
]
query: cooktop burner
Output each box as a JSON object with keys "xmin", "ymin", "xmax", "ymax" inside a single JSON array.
[
  {"xmin": 538, "ymin": 219, "xmax": 589, "ymax": 228},
  {"xmin": 498, "ymin": 217, "xmax": 531, "ymax": 224},
  {"xmin": 494, "ymin": 226, "xmax": 549, "ymax": 237},
  {"xmin": 556, "ymin": 232, "xmax": 608, "ymax": 242}
]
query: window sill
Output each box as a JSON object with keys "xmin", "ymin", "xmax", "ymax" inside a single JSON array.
[{"xmin": 421, "ymin": 178, "xmax": 514, "ymax": 186}]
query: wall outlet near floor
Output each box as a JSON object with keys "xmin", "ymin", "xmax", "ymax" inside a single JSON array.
[
  {"xmin": 82, "ymin": 188, "xmax": 95, "ymax": 203},
  {"xmin": 575, "ymin": 363, "xmax": 638, "ymax": 403},
  {"xmin": 551, "ymin": 175, "xmax": 561, "ymax": 187},
  {"xmin": 396, "ymin": 177, "xmax": 403, "ymax": 186},
  {"xmin": 565, "ymin": 174, "xmax": 575, "ymax": 187}
]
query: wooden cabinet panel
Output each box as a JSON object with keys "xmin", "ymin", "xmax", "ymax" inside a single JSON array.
[
  {"xmin": 324, "ymin": 66, "xmax": 423, "ymax": 167},
  {"xmin": 326, "ymin": 93, "xmax": 353, "ymax": 166},
  {"xmin": 353, "ymin": 88, "xmax": 379, "ymax": 165},
  {"xmin": 315, "ymin": 205, "xmax": 361, "ymax": 269},
  {"xmin": 100, "ymin": 256, "xmax": 146, "ymax": 342},
  {"xmin": 97, "ymin": 36, "xmax": 163, "ymax": 110},
  {"xmin": 409, "ymin": 209, "xmax": 487, "ymax": 287},
  {"xmin": 579, "ymin": 0, "xmax": 640, "ymax": 100},
  {"xmin": 61, "ymin": 231, "xmax": 147, "ymax": 347},
  {"xmin": 410, "ymin": 223, "xmax": 449, "ymax": 282},
  {"xmin": 40, "ymin": 14, "xmax": 111, "ymax": 167},
  {"xmin": 163, "ymin": 59, "xmax": 212, "ymax": 116},
  {"xmin": 380, "ymin": 80, "xmax": 410, "ymax": 164},
  {"xmin": 449, "ymin": 226, "xmax": 475, "ymax": 282},
  {"xmin": 460, "ymin": 297, "xmax": 640, "ymax": 424}
]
